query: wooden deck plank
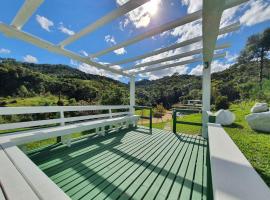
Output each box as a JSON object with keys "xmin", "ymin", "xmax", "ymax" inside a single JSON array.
[
  {"xmin": 178, "ymin": 137, "xmax": 200, "ymax": 200},
  {"xmin": 190, "ymin": 138, "xmax": 204, "ymax": 200},
  {"xmin": 28, "ymin": 128, "xmax": 209, "ymax": 200},
  {"xmin": 136, "ymin": 135, "xmax": 188, "ymax": 200},
  {"xmin": 100, "ymin": 132, "xmax": 180, "ymax": 200},
  {"xmin": 166, "ymin": 135, "xmax": 196, "ymax": 200},
  {"xmin": 153, "ymin": 135, "xmax": 193, "ymax": 200},
  {"xmin": 63, "ymin": 129, "xmax": 168, "ymax": 198},
  {"xmin": 76, "ymin": 130, "xmax": 175, "ymax": 199},
  {"xmin": 58, "ymin": 130, "xmax": 165, "ymax": 193}
]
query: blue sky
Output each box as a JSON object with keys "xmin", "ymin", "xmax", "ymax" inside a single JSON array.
[{"xmin": 0, "ymin": 0, "xmax": 270, "ymax": 83}]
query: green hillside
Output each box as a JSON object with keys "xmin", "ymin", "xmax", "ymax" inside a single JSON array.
[{"xmin": 0, "ymin": 57, "xmax": 269, "ymax": 107}]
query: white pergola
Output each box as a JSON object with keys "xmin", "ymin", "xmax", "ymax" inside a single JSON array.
[{"xmin": 0, "ymin": 0, "xmax": 249, "ymax": 138}]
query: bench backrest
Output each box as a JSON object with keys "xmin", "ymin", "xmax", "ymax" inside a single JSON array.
[{"xmin": 0, "ymin": 105, "xmax": 131, "ymax": 131}]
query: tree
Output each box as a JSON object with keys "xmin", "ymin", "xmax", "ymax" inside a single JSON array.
[
  {"xmin": 238, "ymin": 28, "xmax": 270, "ymax": 89},
  {"xmin": 17, "ymin": 85, "xmax": 29, "ymax": 97}
]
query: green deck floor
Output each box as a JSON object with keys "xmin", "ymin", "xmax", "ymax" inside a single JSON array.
[{"xmin": 28, "ymin": 127, "xmax": 211, "ymax": 200}]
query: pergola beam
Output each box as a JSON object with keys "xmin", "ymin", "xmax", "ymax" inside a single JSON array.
[
  {"xmin": 132, "ymin": 52, "xmax": 226, "ymax": 75},
  {"xmin": 11, "ymin": 0, "xmax": 44, "ymax": 29},
  {"xmin": 0, "ymin": 23, "xmax": 130, "ymax": 77},
  {"xmin": 59, "ymin": 0, "xmax": 150, "ymax": 47},
  {"xmin": 124, "ymin": 43, "xmax": 230, "ymax": 72},
  {"xmin": 107, "ymin": 22, "xmax": 240, "ymax": 67},
  {"xmin": 90, "ymin": 10, "xmax": 202, "ymax": 58}
]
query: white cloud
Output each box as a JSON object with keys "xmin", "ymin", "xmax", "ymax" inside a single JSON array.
[
  {"xmin": 189, "ymin": 61, "xmax": 231, "ymax": 76},
  {"xmin": 171, "ymin": 19, "xmax": 202, "ymax": 43},
  {"xmin": 139, "ymin": 66, "xmax": 188, "ymax": 80},
  {"xmin": 189, "ymin": 57, "xmax": 235, "ymax": 76},
  {"xmin": 114, "ymin": 47, "xmax": 127, "ymax": 55},
  {"xmin": 105, "ymin": 35, "xmax": 127, "ymax": 55},
  {"xmin": 0, "ymin": 48, "xmax": 11, "ymax": 54},
  {"xmin": 240, "ymin": 0, "xmax": 270, "ymax": 26},
  {"xmin": 23, "ymin": 55, "xmax": 38, "ymax": 63},
  {"xmin": 36, "ymin": 15, "xmax": 54, "ymax": 32},
  {"xmin": 181, "ymin": 0, "xmax": 202, "ymax": 13},
  {"xmin": 105, "ymin": 35, "xmax": 116, "ymax": 45},
  {"xmin": 58, "ymin": 23, "xmax": 75, "ymax": 35},
  {"xmin": 117, "ymin": 0, "xmax": 162, "ymax": 29},
  {"xmin": 70, "ymin": 59, "xmax": 123, "ymax": 80}
]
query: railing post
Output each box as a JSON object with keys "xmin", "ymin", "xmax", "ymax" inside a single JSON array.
[
  {"xmin": 202, "ymin": 62, "xmax": 211, "ymax": 138},
  {"xmin": 130, "ymin": 76, "xmax": 135, "ymax": 115},
  {"xmin": 56, "ymin": 108, "xmax": 64, "ymax": 143},
  {"xmin": 60, "ymin": 107, "xmax": 71, "ymax": 147},
  {"xmin": 109, "ymin": 108, "xmax": 112, "ymax": 118},
  {"xmin": 149, "ymin": 107, "xmax": 152, "ymax": 133},
  {"xmin": 173, "ymin": 109, "xmax": 176, "ymax": 134}
]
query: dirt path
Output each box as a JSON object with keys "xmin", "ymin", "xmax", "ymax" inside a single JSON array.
[{"xmin": 138, "ymin": 110, "xmax": 172, "ymax": 125}]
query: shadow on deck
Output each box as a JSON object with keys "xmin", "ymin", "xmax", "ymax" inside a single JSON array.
[{"xmin": 28, "ymin": 127, "xmax": 211, "ymax": 200}]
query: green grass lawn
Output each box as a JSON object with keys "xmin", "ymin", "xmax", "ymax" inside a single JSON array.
[
  {"xmin": 224, "ymin": 101, "xmax": 270, "ymax": 187},
  {"xmin": 0, "ymin": 95, "xmax": 69, "ymax": 107}
]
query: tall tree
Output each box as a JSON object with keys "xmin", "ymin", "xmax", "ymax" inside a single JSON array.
[{"xmin": 238, "ymin": 28, "xmax": 270, "ymax": 89}]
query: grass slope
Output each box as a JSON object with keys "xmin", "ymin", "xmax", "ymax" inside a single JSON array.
[{"xmin": 224, "ymin": 101, "xmax": 270, "ymax": 187}]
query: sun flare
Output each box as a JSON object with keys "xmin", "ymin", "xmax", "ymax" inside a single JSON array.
[{"xmin": 144, "ymin": 0, "xmax": 161, "ymax": 16}]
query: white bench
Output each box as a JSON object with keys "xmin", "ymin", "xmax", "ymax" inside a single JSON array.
[
  {"xmin": 0, "ymin": 105, "xmax": 139, "ymax": 146},
  {"xmin": 208, "ymin": 123, "xmax": 270, "ymax": 200},
  {"xmin": 0, "ymin": 105, "xmax": 139, "ymax": 200},
  {"xmin": 0, "ymin": 142, "xmax": 70, "ymax": 200}
]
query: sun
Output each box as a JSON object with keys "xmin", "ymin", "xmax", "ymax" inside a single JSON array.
[{"xmin": 144, "ymin": 0, "xmax": 161, "ymax": 16}]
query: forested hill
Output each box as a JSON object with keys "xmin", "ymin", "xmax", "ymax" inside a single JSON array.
[
  {"xmin": 0, "ymin": 57, "xmax": 269, "ymax": 107},
  {"xmin": 0, "ymin": 58, "xmax": 128, "ymax": 105}
]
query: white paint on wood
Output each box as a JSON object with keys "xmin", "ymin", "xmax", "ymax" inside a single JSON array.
[
  {"xmin": 1, "ymin": 142, "xmax": 70, "ymax": 200},
  {"xmin": 130, "ymin": 76, "xmax": 135, "ymax": 114},
  {"xmin": 0, "ymin": 23, "xmax": 129, "ymax": 77},
  {"xmin": 107, "ymin": 22, "xmax": 239, "ymax": 67},
  {"xmin": 11, "ymin": 0, "xmax": 44, "ymax": 29},
  {"xmin": 0, "ymin": 146, "xmax": 39, "ymax": 200},
  {"xmin": 59, "ymin": 0, "xmax": 150, "ymax": 47},
  {"xmin": 132, "ymin": 52, "xmax": 225, "ymax": 75},
  {"xmin": 125, "ymin": 44, "xmax": 230, "ymax": 72},
  {"xmin": 90, "ymin": 10, "xmax": 202, "ymax": 58},
  {"xmin": 202, "ymin": 62, "xmax": 211, "ymax": 138},
  {"xmin": 208, "ymin": 123, "xmax": 270, "ymax": 200}
]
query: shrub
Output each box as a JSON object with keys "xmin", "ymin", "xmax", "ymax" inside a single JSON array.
[
  {"xmin": 0, "ymin": 101, "xmax": 7, "ymax": 107},
  {"xmin": 153, "ymin": 104, "xmax": 166, "ymax": 118},
  {"xmin": 215, "ymin": 96, "xmax": 229, "ymax": 110}
]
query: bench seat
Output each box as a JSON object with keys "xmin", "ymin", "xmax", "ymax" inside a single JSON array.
[
  {"xmin": 208, "ymin": 123, "xmax": 270, "ymax": 200},
  {"xmin": 0, "ymin": 142, "xmax": 70, "ymax": 200},
  {"xmin": 0, "ymin": 115, "xmax": 139, "ymax": 146}
]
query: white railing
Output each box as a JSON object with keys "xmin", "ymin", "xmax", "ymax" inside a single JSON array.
[{"xmin": 0, "ymin": 105, "xmax": 131, "ymax": 131}]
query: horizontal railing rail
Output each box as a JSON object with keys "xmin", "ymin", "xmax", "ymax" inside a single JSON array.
[
  {"xmin": 0, "ymin": 105, "xmax": 131, "ymax": 131},
  {"xmin": 0, "ymin": 105, "xmax": 130, "ymax": 115},
  {"xmin": 172, "ymin": 108, "xmax": 202, "ymax": 134}
]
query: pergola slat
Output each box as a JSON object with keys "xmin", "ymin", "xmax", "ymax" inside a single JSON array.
[
  {"xmin": 132, "ymin": 52, "xmax": 226, "ymax": 75},
  {"xmin": 90, "ymin": 10, "xmax": 202, "ymax": 58},
  {"xmin": 107, "ymin": 22, "xmax": 240, "ymax": 67},
  {"xmin": 124, "ymin": 43, "xmax": 230, "ymax": 72},
  {"xmin": 11, "ymin": 0, "xmax": 44, "ymax": 29},
  {"xmin": 0, "ymin": 23, "xmax": 129, "ymax": 77},
  {"xmin": 58, "ymin": 0, "xmax": 150, "ymax": 47}
]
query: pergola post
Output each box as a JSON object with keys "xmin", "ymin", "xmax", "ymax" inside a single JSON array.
[
  {"xmin": 130, "ymin": 76, "xmax": 135, "ymax": 115},
  {"xmin": 202, "ymin": 62, "xmax": 211, "ymax": 138}
]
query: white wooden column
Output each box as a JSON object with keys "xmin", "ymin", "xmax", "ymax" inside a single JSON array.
[
  {"xmin": 202, "ymin": 62, "xmax": 211, "ymax": 138},
  {"xmin": 130, "ymin": 76, "xmax": 135, "ymax": 115}
]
